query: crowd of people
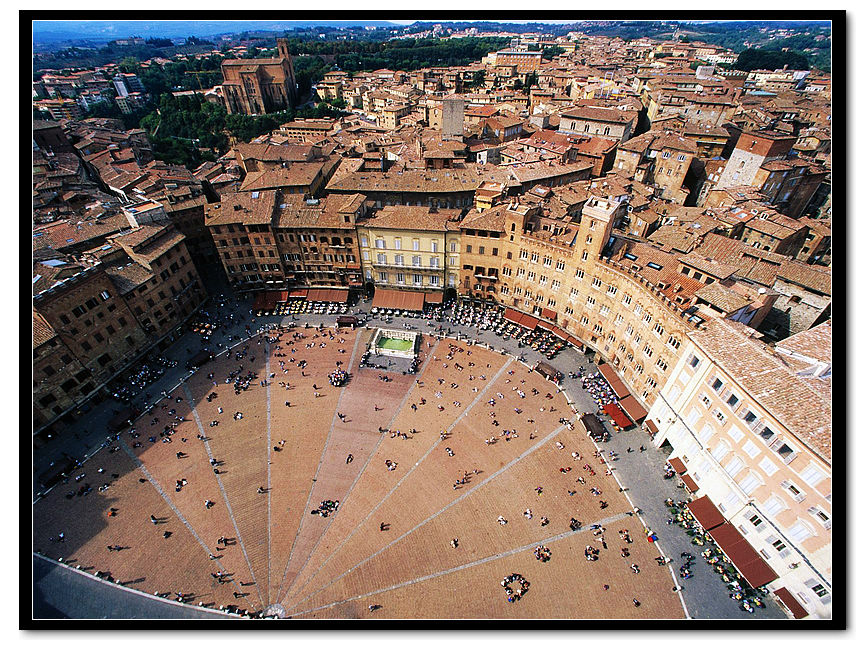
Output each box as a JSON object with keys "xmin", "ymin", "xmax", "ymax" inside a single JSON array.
[
  {"xmin": 580, "ymin": 372, "xmax": 618, "ymax": 409},
  {"xmin": 311, "ymin": 499, "xmax": 339, "ymax": 518},
  {"xmin": 501, "ymin": 573, "xmax": 530, "ymax": 603},
  {"xmin": 328, "ymin": 368, "xmax": 348, "ymax": 387}
]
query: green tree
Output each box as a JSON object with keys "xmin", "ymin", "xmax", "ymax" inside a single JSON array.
[
  {"xmin": 734, "ymin": 48, "xmax": 810, "ymax": 72},
  {"xmin": 542, "ymin": 45, "xmax": 565, "ymax": 60},
  {"xmin": 118, "ymin": 57, "xmax": 140, "ymax": 74}
]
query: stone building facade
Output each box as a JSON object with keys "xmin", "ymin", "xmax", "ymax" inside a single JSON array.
[{"xmin": 220, "ymin": 38, "xmax": 298, "ymax": 115}]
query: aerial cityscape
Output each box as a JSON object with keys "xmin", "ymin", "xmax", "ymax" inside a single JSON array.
[{"xmin": 30, "ymin": 16, "xmax": 834, "ymax": 622}]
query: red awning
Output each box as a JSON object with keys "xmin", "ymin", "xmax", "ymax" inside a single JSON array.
[
  {"xmin": 708, "ymin": 522, "xmax": 779, "ymax": 588},
  {"xmin": 681, "ymin": 474, "xmax": 699, "ymax": 493},
  {"xmin": 289, "ymin": 289, "xmax": 308, "ymax": 298},
  {"xmin": 668, "ymin": 457, "xmax": 687, "ymax": 474},
  {"xmin": 520, "ymin": 313, "xmax": 539, "ymax": 330},
  {"xmin": 568, "ymin": 335, "xmax": 582, "ymax": 348},
  {"xmin": 774, "ymin": 587, "xmax": 809, "ymax": 619},
  {"xmin": 504, "ymin": 307, "xmax": 522, "ymax": 324},
  {"xmin": 372, "ymin": 289, "xmax": 425, "ymax": 311},
  {"xmin": 687, "ymin": 495, "xmax": 726, "ymax": 532},
  {"xmin": 645, "ymin": 419, "xmax": 659, "ymax": 435},
  {"xmin": 541, "ymin": 308, "xmax": 557, "ymax": 322},
  {"xmin": 551, "ymin": 326, "xmax": 569, "ymax": 341},
  {"xmin": 603, "ymin": 402, "xmax": 633, "ymax": 429},
  {"xmin": 307, "ymin": 288, "xmax": 349, "ymax": 303},
  {"xmin": 536, "ymin": 320, "xmax": 551, "ymax": 331},
  {"xmin": 425, "ymin": 291, "xmax": 444, "ymax": 304},
  {"xmin": 619, "ymin": 394, "xmax": 648, "ymax": 422},
  {"xmin": 253, "ymin": 292, "xmax": 279, "ymax": 310},
  {"xmin": 597, "ymin": 363, "xmax": 630, "ymax": 399}
]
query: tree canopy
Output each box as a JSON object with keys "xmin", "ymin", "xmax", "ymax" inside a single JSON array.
[{"xmin": 733, "ymin": 48, "xmax": 810, "ymax": 72}]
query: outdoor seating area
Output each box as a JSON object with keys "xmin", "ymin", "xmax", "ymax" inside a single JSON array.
[
  {"xmin": 663, "ymin": 497, "xmax": 773, "ymax": 615},
  {"xmin": 107, "ymin": 354, "xmax": 177, "ymax": 405},
  {"xmin": 253, "ymin": 289, "xmax": 350, "ymax": 317}
]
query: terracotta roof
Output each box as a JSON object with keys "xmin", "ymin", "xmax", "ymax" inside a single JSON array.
[
  {"xmin": 104, "ymin": 261, "xmax": 155, "ymax": 294},
  {"xmin": 108, "ymin": 225, "xmax": 186, "ymax": 268},
  {"xmin": 690, "ymin": 319, "xmax": 831, "ymax": 463},
  {"xmin": 743, "ymin": 215, "xmax": 803, "ymax": 239},
  {"xmin": 692, "ymin": 233, "xmax": 786, "ymax": 287},
  {"xmin": 560, "ymin": 105, "xmax": 638, "ymax": 124},
  {"xmin": 33, "ymin": 311, "xmax": 56, "ymax": 348},
  {"xmin": 32, "ymin": 214, "xmax": 129, "ymax": 252},
  {"xmin": 326, "ymin": 168, "xmax": 483, "ymax": 194},
  {"xmin": 365, "ymin": 205, "xmax": 461, "ymax": 232},
  {"xmin": 239, "ymin": 162, "xmax": 328, "ymax": 192},
  {"xmin": 678, "ymin": 252, "xmax": 740, "ymax": 279},
  {"xmin": 205, "ymin": 190, "xmax": 278, "ymax": 226},
  {"xmin": 460, "ymin": 205, "xmax": 509, "ymax": 232},
  {"xmin": 775, "ymin": 320, "xmax": 832, "ymax": 364},
  {"xmin": 620, "ymin": 130, "xmax": 698, "ymax": 155},
  {"xmin": 694, "ymin": 282, "xmax": 753, "ymax": 314},
  {"xmin": 776, "ymin": 260, "xmax": 831, "ymax": 295}
]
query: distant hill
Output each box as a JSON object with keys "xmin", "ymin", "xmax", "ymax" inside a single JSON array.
[{"xmin": 32, "ymin": 20, "xmax": 400, "ymax": 44}]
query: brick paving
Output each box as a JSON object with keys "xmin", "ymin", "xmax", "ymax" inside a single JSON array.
[{"xmin": 33, "ymin": 298, "xmax": 780, "ymax": 619}]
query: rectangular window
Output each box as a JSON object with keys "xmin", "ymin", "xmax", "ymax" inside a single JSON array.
[
  {"xmin": 782, "ymin": 480, "xmax": 806, "ymax": 502},
  {"xmin": 723, "ymin": 456, "xmax": 745, "ymax": 479},
  {"xmin": 801, "ymin": 464, "xmax": 828, "ymax": 488}
]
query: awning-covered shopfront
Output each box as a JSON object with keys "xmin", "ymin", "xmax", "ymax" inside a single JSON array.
[
  {"xmin": 668, "ymin": 457, "xmax": 687, "ymax": 474},
  {"xmin": 681, "ymin": 474, "xmax": 699, "ymax": 493},
  {"xmin": 708, "ymin": 523, "xmax": 779, "ymax": 588},
  {"xmin": 603, "ymin": 402, "xmax": 633, "ymax": 429},
  {"xmin": 519, "ymin": 313, "xmax": 539, "ymax": 330},
  {"xmin": 597, "ymin": 363, "xmax": 630, "ymax": 399},
  {"xmin": 619, "ymin": 394, "xmax": 648, "ymax": 422},
  {"xmin": 774, "ymin": 587, "xmax": 809, "ymax": 619},
  {"xmin": 686, "ymin": 495, "xmax": 726, "ymax": 532},
  {"xmin": 541, "ymin": 308, "xmax": 557, "ymax": 322},
  {"xmin": 253, "ymin": 291, "xmax": 280, "ymax": 311},
  {"xmin": 306, "ymin": 288, "xmax": 349, "ymax": 303},
  {"xmin": 372, "ymin": 289, "xmax": 425, "ymax": 312},
  {"xmin": 503, "ymin": 307, "xmax": 522, "ymax": 325}
]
